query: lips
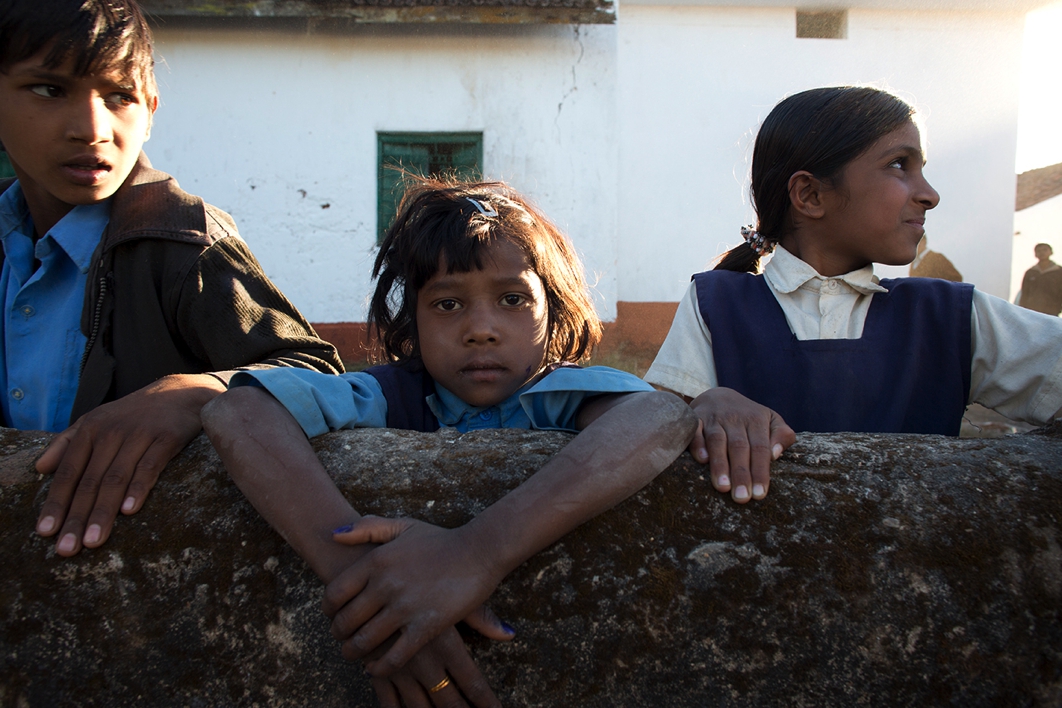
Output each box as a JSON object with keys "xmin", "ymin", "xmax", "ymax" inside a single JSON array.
[
  {"xmin": 61, "ymin": 156, "xmax": 112, "ymax": 186},
  {"xmin": 459, "ymin": 361, "xmax": 508, "ymax": 382}
]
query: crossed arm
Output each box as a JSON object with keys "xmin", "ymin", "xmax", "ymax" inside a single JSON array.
[{"xmin": 201, "ymin": 385, "xmax": 696, "ymax": 705}]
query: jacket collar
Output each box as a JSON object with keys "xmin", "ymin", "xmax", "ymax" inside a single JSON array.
[
  {"xmin": 0, "ymin": 155, "xmax": 216, "ymax": 253},
  {"xmin": 101, "ymin": 152, "xmax": 216, "ymax": 251}
]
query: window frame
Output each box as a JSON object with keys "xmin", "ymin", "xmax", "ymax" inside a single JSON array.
[{"xmin": 377, "ymin": 131, "xmax": 484, "ymax": 243}]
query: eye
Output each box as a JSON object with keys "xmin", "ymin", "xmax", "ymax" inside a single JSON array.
[
  {"xmin": 105, "ymin": 92, "xmax": 139, "ymax": 108},
  {"xmin": 887, "ymin": 157, "xmax": 905, "ymax": 170},
  {"xmin": 29, "ymin": 84, "xmax": 63, "ymax": 98},
  {"xmin": 434, "ymin": 299, "xmax": 462, "ymax": 312},
  {"xmin": 501, "ymin": 293, "xmax": 527, "ymax": 307}
]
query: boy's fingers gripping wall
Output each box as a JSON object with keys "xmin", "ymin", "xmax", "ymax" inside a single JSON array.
[{"xmin": 36, "ymin": 374, "xmax": 224, "ymax": 556}]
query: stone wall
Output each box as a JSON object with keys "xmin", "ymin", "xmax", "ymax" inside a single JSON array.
[{"xmin": 2, "ymin": 424, "xmax": 1060, "ymax": 706}]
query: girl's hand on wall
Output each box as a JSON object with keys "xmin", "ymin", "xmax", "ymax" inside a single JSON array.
[
  {"xmin": 367, "ymin": 626, "xmax": 501, "ymax": 708},
  {"xmin": 687, "ymin": 387, "xmax": 796, "ymax": 503},
  {"xmin": 324, "ymin": 516, "xmax": 514, "ymax": 676}
]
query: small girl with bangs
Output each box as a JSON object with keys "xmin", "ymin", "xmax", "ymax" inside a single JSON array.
[
  {"xmin": 203, "ymin": 177, "xmax": 696, "ymax": 707},
  {"xmin": 647, "ymin": 85, "xmax": 1062, "ymax": 506}
]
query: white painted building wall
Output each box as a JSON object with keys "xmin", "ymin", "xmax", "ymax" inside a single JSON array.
[
  {"xmin": 149, "ymin": 23, "xmax": 617, "ymax": 322},
  {"xmin": 145, "ymin": 2, "xmax": 1031, "ymax": 327},
  {"xmin": 1012, "ymin": 195, "xmax": 1062, "ymax": 301},
  {"xmin": 616, "ymin": 4, "xmax": 1026, "ymax": 301}
]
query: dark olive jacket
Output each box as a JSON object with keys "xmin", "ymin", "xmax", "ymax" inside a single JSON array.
[{"xmin": 0, "ymin": 153, "xmax": 343, "ymax": 424}]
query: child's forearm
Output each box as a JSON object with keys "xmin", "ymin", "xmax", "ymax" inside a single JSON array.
[
  {"xmin": 203, "ymin": 388, "xmax": 504, "ymax": 703},
  {"xmin": 459, "ymin": 390, "xmax": 696, "ymax": 584},
  {"xmin": 201, "ymin": 386, "xmax": 368, "ymax": 582}
]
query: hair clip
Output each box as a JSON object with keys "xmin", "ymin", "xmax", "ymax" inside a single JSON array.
[
  {"xmin": 740, "ymin": 225, "xmax": 775, "ymax": 256},
  {"xmin": 466, "ymin": 197, "xmax": 498, "ymax": 218}
]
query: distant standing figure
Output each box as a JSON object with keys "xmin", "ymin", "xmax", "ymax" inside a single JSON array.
[
  {"xmin": 909, "ymin": 235, "xmax": 962, "ymax": 281},
  {"xmin": 1019, "ymin": 243, "xmax": 1062, "ymax": 316}
]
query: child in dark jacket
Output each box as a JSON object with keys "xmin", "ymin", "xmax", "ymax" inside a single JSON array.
[
  {"xmin": 0, "ymin": 0, "xmax": 341, "ymax": 557},
  {"xmin": 204, "ymin": 177, "xmax": 696, "ymax": 706}
]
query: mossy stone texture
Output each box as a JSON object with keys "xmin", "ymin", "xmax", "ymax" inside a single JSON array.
[{"xmin": 1, "ymin": 424, "xmax": 1060, "ymax": 706}]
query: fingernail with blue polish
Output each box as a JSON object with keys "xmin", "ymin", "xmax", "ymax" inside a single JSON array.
[
  {"xmin": 332, "ymin": 524, "xmax": 354, "ymax": 535},
  {"xmin": 502, "ymin": 622, "xmax": 516, "ymax": 635}
]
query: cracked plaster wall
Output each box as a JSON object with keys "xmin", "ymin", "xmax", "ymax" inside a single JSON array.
[{"xmin": 148, "ymin": 23, "xmax": 618, "ymax": 322}]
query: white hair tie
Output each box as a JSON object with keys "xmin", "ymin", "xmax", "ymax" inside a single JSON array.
[{"xmin": 466, "ymin": 197, "xmax": 498, "ymax": 217}]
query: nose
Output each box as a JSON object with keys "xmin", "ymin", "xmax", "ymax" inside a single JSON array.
[
  {"xmin": 67, "ymin": 95, "xmax": 113, "ymax": 145},
  {"xmin": 916, "ymin": 174, "xmax": 940, "ymax": 210},
  {"xmin": 463, "ymin": 303, "xmax": 499, "ymax": 345}
]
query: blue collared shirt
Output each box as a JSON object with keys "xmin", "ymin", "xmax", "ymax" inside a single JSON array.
[
  {"xmin": 229, "ymin": 365, "xmax": 653, "ymax": 439},
  {"xmin": 0, "ymin": 182, "xmax": 109, "ymax": 431}
]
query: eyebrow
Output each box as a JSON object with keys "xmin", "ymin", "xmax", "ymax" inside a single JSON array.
[
  {"xmin": 12, "ymin": 67, "xmax": 137, "ymax": 92},
  {"xmin": 9, "ymin": 67, "xmax": 68, "ymax": 81},
  {"xmin": 879, "ymin": 144, "xmax": 927, "ymax": 166},
  {"xmin": 420, "ymin": 274, "xmax": 535, "ymax": 296}
]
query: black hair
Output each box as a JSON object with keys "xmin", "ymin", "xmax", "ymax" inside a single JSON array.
[
  {"xmin": 716, "ymin": 86, "xmax": 917, "ymax": 273},
  {"xmin": 0, "ymin": 0, "xmax": 156, "ymax": 102},
  {"xmin": 370, "ymin": 175, "xmax": 602, "ymax": 365}
]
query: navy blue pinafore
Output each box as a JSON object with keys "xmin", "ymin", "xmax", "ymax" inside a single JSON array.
[{"xmin": 694, "ymin": 271, "xmax": 974, "ymax": 435}]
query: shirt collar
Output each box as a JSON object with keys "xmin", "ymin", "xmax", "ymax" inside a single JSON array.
[
  {"xmin": 763, "ymin": 244, "xmax": 887, "ymax": 295},
  {"xmin": 0, "ymin": 181, "xmax": 110, "ymax": 275},
  {"xmin": 427, "ymin": 380, "xmax": 534, "ymax": 428},
  {"xmin": 44, "ymin": 200, "xmax": 111, "ymax": 275},
  {"xmin": 0, "ymin": 181, "xmax": 30, "ymax": 243}
]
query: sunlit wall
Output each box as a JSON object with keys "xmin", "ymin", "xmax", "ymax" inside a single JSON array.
[
  {"xmin": 146, "ymin": 3, "xmax": 1030, "ymax": 326},
  {"xmin": 616, "ymin": 5, "xmax": 1026, "ymax": 300},
  {"xmin": 150, "ymin": 23, "xmax": 619, "ymax": 322}
]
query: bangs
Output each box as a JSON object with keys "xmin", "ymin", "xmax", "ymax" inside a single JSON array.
[
  {"xmin": 369, "ymin": 175, "xmax": 601, "ymax": 364},
  {"xmin": 402, "ymin": 208, "xmax": 500, "ymax": 293},
  {"xmin": 0, "ymin": 0, "xmax": 155, "ymax": 96}
]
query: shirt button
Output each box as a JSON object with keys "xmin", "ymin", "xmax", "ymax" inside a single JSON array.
[
  {"xmin": 11, "ymin": 388, "xmax": 24, "ymax": 401},
  {"xmin": 20, "ymin": 305, "xmax": 34, "ymax": 317},
  {"xmin": 479, "ymin": 410, "xmax": 492, "ymax": 421}
]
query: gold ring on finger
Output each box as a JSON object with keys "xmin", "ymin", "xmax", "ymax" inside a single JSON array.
[{"xmin": 428, "ymin": 676, "xmax": 452, "ymax": 694}]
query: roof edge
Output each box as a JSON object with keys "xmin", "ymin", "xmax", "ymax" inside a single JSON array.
[{"xmin": 142, "ymin": 0, "xmax": 616, "ymax": 24}]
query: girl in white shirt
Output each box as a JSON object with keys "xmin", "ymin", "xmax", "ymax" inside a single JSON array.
[{"xmin": 646, "ymin": 86, "xmax": 1062, "ymax": 506}]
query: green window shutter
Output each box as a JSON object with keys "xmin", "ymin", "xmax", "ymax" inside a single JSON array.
[
  {"xmin": 0, "ymin": 152, "xmax": 15, "ymax": 179},
  {"xmin": 377, "ymin": 132, "xmax": 483, "ymax": 243}
]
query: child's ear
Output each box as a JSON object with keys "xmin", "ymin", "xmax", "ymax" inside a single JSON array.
[
  {"xmin": 144, "ymin": 95, "xmax": 159, "ymax": 141},
  {"xmin": 787, "ymin": 171, "xmax": 828, "ymax": 220}
]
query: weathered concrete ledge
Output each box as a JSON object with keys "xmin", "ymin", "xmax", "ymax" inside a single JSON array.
[{"xmin": 1, "ymin": 424, "xmax": 1060, "ymax": 706}]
